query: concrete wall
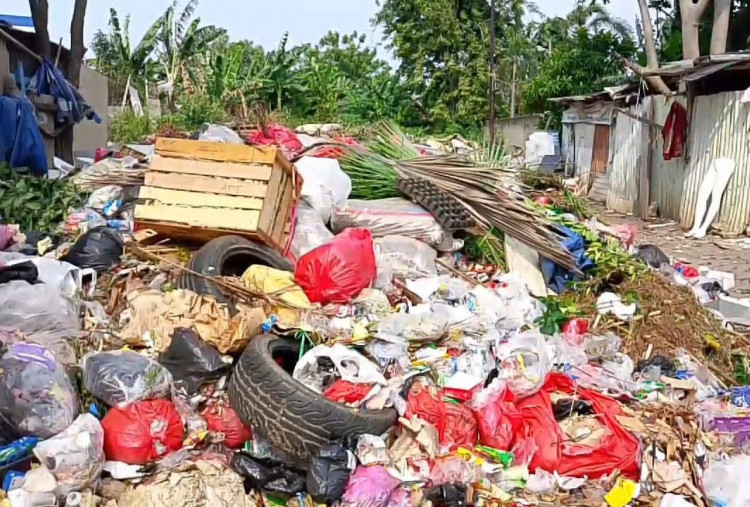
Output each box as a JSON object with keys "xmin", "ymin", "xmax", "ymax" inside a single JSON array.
[
  {"xmin": 74, "ymin": 66, "xmax": 109, "ymax": 154},
  {"xmin": 495, "ymin": 115, "xmax": 541, "ymax": 153}
]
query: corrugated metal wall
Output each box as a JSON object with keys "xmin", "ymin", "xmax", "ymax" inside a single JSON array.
[
  {"xmin": 607, "ymin": 98, "xmax": 646, "ymax": 214},
  {"xmin": 649, "ymin": 96, "xmax": 687, "ymax": 220},
  {"xmin": 574, "ymin": 123, "xmax": 595, "ymax": 179},
  {"xmin": 561, "ymin": 124, "xmax": 574, "ymax": 175},
  {"xmin": 679, "ymin": 91, "xmax": 750, "ymax": 235}
]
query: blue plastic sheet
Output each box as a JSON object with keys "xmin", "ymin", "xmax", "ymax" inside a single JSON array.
[
  {"xmin": 32, "ymin": 59, "xmax": 101, "ymax": 128},
  {"xmin": 540, "ymin": 226, "xmax": 594, "ymax": 293},
  {"xmin": 0, "ymin": 96, "xmax": 48, "ymax": 175}
]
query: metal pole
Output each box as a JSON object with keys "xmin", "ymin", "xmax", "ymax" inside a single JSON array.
[{"xmin": 489, "ymin": 0, "xmax": 497, "ymax": 146}]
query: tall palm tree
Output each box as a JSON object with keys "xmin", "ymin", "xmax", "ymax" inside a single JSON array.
[
  {"xmin": 565, "ymin": 3, "xmax": 632, "ymax": 39},
  {"xmin": 89, "ymin": 8, "xmax": 162, "ymax": 91},
  {"xmin": 155, "ymin": 0, "xmax": 226, "ymax": 106}
]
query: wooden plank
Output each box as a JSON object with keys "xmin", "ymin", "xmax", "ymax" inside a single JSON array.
[
  {"xmin": 135, "ymin": 220, "xmax": 263, "ymax": 246},
  {"xmin": 139, "ymin": 186, "xmax": 264, "ymax": 210},
  {"xmin": 155, "ymin": 138, "xmax": 277, "ymax": 164},
  {"xmin": 273, "ymin": 179, "xmax": 294, "ymax": 244},
  {"xmin": 145, "ymin": 172, "xmax": 267, "ymax": 198},
  {"xmin": 270, "ymin": 170, "xmax": 289, "ymax": 242},
  {"xmin": 135, "ymin": 204, "xmax": 260, "ymax": 231},
  {"xmin": 149, "ymin": 155, "xmax": 273, "ymax": 181},
  {"xmin": 258, "ymin": 164, "xmax": 284, "ymax": 234},
  {"xmin": 591, "ymin": 124, "xmax": 610, "ymax": 174}
]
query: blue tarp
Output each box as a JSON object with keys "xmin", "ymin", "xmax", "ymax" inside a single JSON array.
[
  {"xmin": 0, "ymin": 15, "xmax": 34, "ymax": 28},
  {"xmin": 0, "ymin": 95, "xmax": 48, "ymax": 175},
  {"xmin": 540, "ymin": 226, "xmax": 594, "ymax": 293},
  {"xmin": 32, "ymin": 59, "xmax": 101, "ymax": 129}
]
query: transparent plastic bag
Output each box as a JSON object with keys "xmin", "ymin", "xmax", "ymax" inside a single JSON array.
[
  {"xmin": 0, "ymin": 343, "xmax": 80, "ymax": 438},
  {"xmin": 289, "ymin": 201, "xmax": 334, "ymax": 259},
  {"xmin": 375, "ymin": 310, "xmax": 450, "ymax": 345},
  {"xmin": 331, "ymin": 198, "xmax": 448, "ymax": 247},
  {"xmin": 373, "ymin": 236, "xmax": 437, "ymax": 289},
  {"xmin": 496, "ymin": 331, "xmax": 551, "ymax": 399},
  {"xmin": 0, "ymin": 281, "xmax": 80, "ymax": 362},
  {"xmin": 198, "ymin": 124, "xmax": 244, "ymax": 144},
  {"xmin": 295, "ymin": 157, "xmax": 351, "ymax": 223},
  {"xmin": 33, "ymin": 414, "xmax": 104, "ymax": 497},
  {"xmin": 703, "ymin": 455, "xmax": 750, "ymax": 507},
  {"xmin": 83, "ymin": 350, "xmax": 172, "ymax": 408},
  {"xmin": 293, "ymin": 344, "xmax": 386, "ymax": 393}
]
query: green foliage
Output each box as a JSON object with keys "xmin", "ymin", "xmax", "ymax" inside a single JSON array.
[
  {"xmin": 0, "ymin": 167, "xmax": 84, "ymax": 233},
  {"xmin": 536, "ymin": 295, "xmax": 582, "ymax": 335},
  {"xmin": 171, "ymin": 94, "xmax": 226, "ymax": 132},
  {"xmin": 110, "ymin": 110, "xmax": 153, "ymax": 144},
  {"xmin": 464, "ymin": 230, "xmax": 506, "ymax": 269},
  {"xmin": 523, "ymin": 29, "xmax": 636, "ymax": 129}
]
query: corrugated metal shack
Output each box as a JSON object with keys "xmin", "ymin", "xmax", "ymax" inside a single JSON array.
[{"xmin": 553, "ymin": 54, "xmax": 750, "ymax": 236}]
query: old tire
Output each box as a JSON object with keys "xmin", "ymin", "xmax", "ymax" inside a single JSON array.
[
  {"xmin": 228, "ymin": 334, "xmax": 398, "ymax": 461},
  {"xmin": 177, "ymin": 235, "xmax": 292, "ymax": 305}
]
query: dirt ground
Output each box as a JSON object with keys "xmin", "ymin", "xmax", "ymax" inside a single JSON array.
[{"xmin": 591, "ymin": 203, "xmax": 750, "ymax": 296}]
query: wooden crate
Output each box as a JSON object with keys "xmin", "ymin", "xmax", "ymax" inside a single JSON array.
[{"xmin": 134, "ymin": 138, "xmax": 299, "ymax": 251}]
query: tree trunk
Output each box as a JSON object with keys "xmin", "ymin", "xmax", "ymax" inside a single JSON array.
[
  {"xmin": 711, "ymin": 0, "xmax": 732, "ymax": 54},
  {"xmin": 680, "ymin": 0, "xmax": 711, "ymax": 60},
  {"xmin": 633, "ymin": 0, "xmax": 672, "ymax": 95},
  {"xmin": 59, "ymin": 0, "xmax": 88, "ymax": 164},
  {"xmin": 28, "ymin": 0, "xmax": 51, "ymax": 58}
]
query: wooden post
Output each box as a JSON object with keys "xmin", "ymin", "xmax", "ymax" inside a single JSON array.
[{"xmin": 638, "ymin": 97, "xmax": 655, "ymax": 219}]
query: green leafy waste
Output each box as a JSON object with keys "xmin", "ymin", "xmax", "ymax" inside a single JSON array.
[{"xmin": 0, "ymin": 166, "xmax": 85, "ymax": 233}]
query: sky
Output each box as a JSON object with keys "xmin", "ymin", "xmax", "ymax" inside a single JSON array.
[{"xmin": 2, "ymin": 0, "xmax": 640, "ymax": 56}]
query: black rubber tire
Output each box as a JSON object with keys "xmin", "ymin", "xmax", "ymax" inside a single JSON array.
[
  {"xmin": 228, "ymin": 334, "xmax": 398, "ymax": 462},
  {"xmin": 177, "ymin": 235, "xmax": 292, "ymax": 305}
]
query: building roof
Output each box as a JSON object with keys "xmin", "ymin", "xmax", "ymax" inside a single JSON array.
[{"xmin": 0, "ymin": 14, "xmax": 34, "ymax": 29}]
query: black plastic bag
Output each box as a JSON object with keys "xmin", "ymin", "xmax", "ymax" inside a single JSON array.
[
  {"xmin": 62, "ymin": 227, "xmax": 124, "ymax": 273},
  {"xmin": 230, "ymin": 453, "xmax": 305, "ymax": 496},
  {"xmin": 158, "ymin": 328, "xmax": 231, "ymax": 394},
  {"xmin": 306, "ymin": 441, "xmax": 355, "ymax": 503},
  {"xmin": 636, "ymin": 244, "xmax": 670, "ymax": 269},
  {"xmin": 424, "ymin": 484, "xmax": 468, "ymax": 507},
  {"xmin": 0, "ymin": 261, "xmax": 38, "ymax": 284}
]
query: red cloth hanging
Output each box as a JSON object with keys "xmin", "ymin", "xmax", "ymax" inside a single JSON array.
[{"xmin": 662, "ymin": 102, "xmax": 688, "ymax": 161}]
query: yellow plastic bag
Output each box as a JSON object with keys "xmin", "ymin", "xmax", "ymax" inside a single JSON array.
[{"xmin": 241, "ymin": 266, "xmax": 311, "ymax": 329}]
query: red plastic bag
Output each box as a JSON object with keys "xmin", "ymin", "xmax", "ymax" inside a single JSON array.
[
  {"xmin": 561, "ymin": 318, "xmax": 589, "ymax": 337},
  {"xmin": 406, "ymin": 387, "xmax": 477, "ymax": 450},
  {"xmin": 247, "ymin": 124, "xmax": 303, "ymax": 158},
  {"xmin": 324, "ymin": 379, "xmax": 373, "ymax": 405},
  {"xmin": 102, "ymin": 399, "xmax": 184, "ymax": 465},
  {"xmin": 471, "ymin": 385, "xmax": 523, "ymax": 451},
  {"xmin": 516, "ymin": 373, "xmax": 640, "ymax": 480},
  {"xmin": 202, "ymin": 403, "xmax": 252, "ymax": 449},
  {"xmin": 294, "ymin": 228, "xmax": 376, "ymax": 305}
]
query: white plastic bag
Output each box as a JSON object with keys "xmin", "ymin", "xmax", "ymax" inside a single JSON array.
[
  {"xmin": 0, "ymin": 252, "xmax": 89, "ymax": 297},
  {"xmin": 295, "ymin": 157, "xmax": 352, "ymax": 223},
  {"xmin": 0, "ymin": 281, "xmax": 80, "ymax": 363},
  {"xmin": 289, "ymin": 201, "xmax": 334, "ymax": 259},
  {"xmin": 703, "ymin": 455, "xmax": 750, "ymax": 507},
  {"xmin": 293, "ymin": 344, "xmax": 386, "ymax": 393},
  {"xmin": 198, "ymin": 124, "xmax": 244, "ymax": 144},
  {"xmin": 331, "ymin": 198, "xmax": 448, "ymax": 247},
  {"xmin": 33, "ymin": 414, "xmax": 104, "ymax": 497},
  {"xmin": 373, "ymin": 236, "xmax": 437, "ymax": 289},
  {"xmin": 496, "ymin": 331, "xmax": 551, "ymax": 399},
  {"xmin": 374, "ymin": 309, "xmax": 450, "ymax": 344}
]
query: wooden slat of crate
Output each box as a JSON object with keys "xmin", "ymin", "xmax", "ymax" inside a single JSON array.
[
  {"xmin": 149, "ymin": 155, "xmax": 273, "ymax": 181},
  {"xmin": 135, "ymin": 204, "xmax": 260, "ymax": 231},
  {"xmin": 136, "ymin": 220, "xmax": 264, "ymax": 244},
  {"xmin": 273, "ymin": 177, "xmax": 294, "ymax": 245},
  {"xmin": 144, "ymin": 172, "xmax": 267, "ymax": 198},
  {"xmin": 155, "ymin": 138, "xmax": 277, "ymax": 164},
  {"xmin": 139, "ymin": 186, "xmax": 264, "ymax": 210},
  {"xmin": 257, "ymin": 165, "xmax": 284, "ymax": 235}
]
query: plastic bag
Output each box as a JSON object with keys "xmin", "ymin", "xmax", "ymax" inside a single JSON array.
[
  {"xmin": 0, "ymin": 281, "xmax": 80, "ymax": 364},
  {"xmin": 703, "ymin": 454, "xmax": 750, "ymax": 507},
  {"xmin": 85, "ymin": 185, "xmax": 123, "ymax": 212},
  {"xmin": 62, "ymin": 226, "xmax": 124, "ymax": 273},
  {"xmin": 33, "ymin": 414, "xmax": 104, "ymax": 496},
  {"xmin": 331, "ymin": 198, "xmax": 448, "ymax": 247},
  {"xmin": 405, "ymin": 384, "xmax": 478, "ymax": 450},
  {"xmin": 470, "ymin": 380, "xmax": 523, "ymax": 451},
  {"xmin": 230, "ymin": 453, "xmax": 306, "ymax": 496},
  {"xmin": 294, "ymin": 228, "xmax": 376, "ymax": 305},
  {"xmin": 516, "ymin": 373, "xmax": 640, "ymax": 479},
  {"xmin": 430, "ymin": 455, "xmax": 479, "ymax": 485},
  {"xmin": 101, "ymin": 399, "xmax": 184, "ymax": 465},
  {"xmin": 295, "ymin": 157, "xmax": 352, "ymax": 223},
  {"xmin": 289, "ymin": 202, "xmax": 334, "ymax": 259},
  {"xmin": 306, "ymin": 441, "xmax": 356, "ymax": 503},
  {"xmin": 247, "ymin": 124, "xmax": 304, "ymax": 159},
  {"xmin": 293, "ymin": 343, "xmax": 386, "ymax": 393},
  {"xmin": 158, "ymin": 328, "xmax": 232, "ymax": 395},
  {"xmin": 0, "ymin": 253, "xmax": 87, "ymax": 297},
  {"xmin": 373, "ymin": 235, "xmax": 437, "ymax": 289},
  {"xmin": 198, "ymin": 124, "xmax": 244, "ymax": 144},
  {"xmin": 202, "ymin": 402, "xmax": 252, "ymax": 448},
  {"xmin": 637, "ymin": 244, "xmax": 670, "ymax": 269},
  {"xmin": 241, "ymin": 266, "xmax": 310, "ymax": 329},
  {"xmin": 83, "ymin": 350, "xmax": 172, "ymax": 408},
  {"xmin": 324, "ymin": 380, "xmax": 374, "ymax": 406},
  {"xmin": 341, "ymin": 466, "xmax": 399, "ymax": 507},
  {"xmin": 375, "ymin": 310, "xmax": 450, "ymax": 345},
  {"xmin": 496, "ymin": 331, "xmax": 551, "ymax": 399},
  {"xmin": 0, "ymin": 343, "xmax": 79, "ymax": 439}
]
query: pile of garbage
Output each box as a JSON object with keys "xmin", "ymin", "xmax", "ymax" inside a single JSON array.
[{"xmin": 1, "ymin": 124, "xmax": 749, "ymax": 507}]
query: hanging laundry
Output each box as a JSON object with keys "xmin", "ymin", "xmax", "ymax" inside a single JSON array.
[{"xmin": 662, "ymin": 102, "xmax": 688, "ymax": 161}]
